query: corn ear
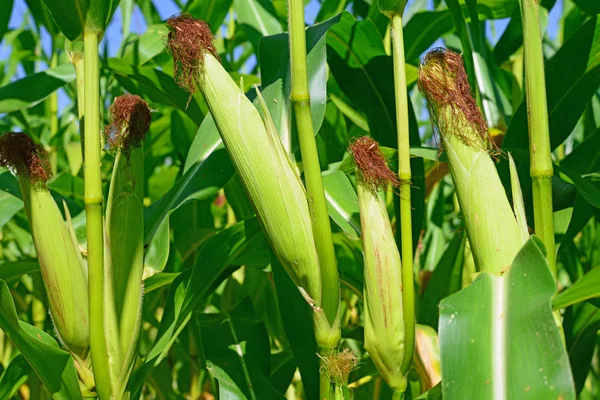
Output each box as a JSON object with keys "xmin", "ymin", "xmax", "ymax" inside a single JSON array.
[
  {"xmin": 357, "ymin": 175, "xmax": 406, "ymax": 391},
  {"xmin": 350, "ymin": 136, "xmax": 406, "ymax": 391},
  {"xmin": 418, "ymin": 49, "xmax": 525, "ymax": 274},
  {"xmin": 20, "ymin": 178, "xmax": 90, "ymax": 354},
  {"xmin": 104, "ymin": 95, "xmax": 148, "ymax": 393},
  {"xmin": 200, "ymin": 52, "xmax": 323, "ymax": 311}
]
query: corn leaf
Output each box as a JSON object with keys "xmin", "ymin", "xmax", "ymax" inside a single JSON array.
[
  {"xmin": 0, "ymin": 280, "xmax": 82, "ymax": 400},
  {"xmin": 0, "ymin": 0, "xmax": 13, "ymax": 44},
  {"xmin": 130, "ymin": 218, "xmax": 264, "ymax": 397},
  {"xmin": 0, "ymin": 63, "xmax": 75, "ymax": 113},
  {"xmin": 404, "ymin": 11, "xmax": 454, "ymax": 63},
  {"xmin": 233, "ymin": 0, "xmax": 282, "ymax": 51},
  {"xmin": 187, "ymin": 0, "xmax": 232, "ymax": 34},
  {"xmin": 503, "ymin": 16, "xmax": 600, "ymax": 151},
  {"xmin": 39, "ymin": 0, "xmax": 86, "ymax": 40},
  {"xmin": 271, "ymin": 251, "xmax": 319, "ymax": 400},
  {"xmin": 439, "ymin": 237, "xmax": 575, "ymax": 399},
  {"xmin": 106, "ymin": 58, "xmax": 205, "ymax": 125},
  {"xmin": 553, "ymin": 267, "xmax": 600, "ymax": 309},
  {"xmin": 259, "ymin": 14, "xmax": 341, "ymax": 151},
  {"xmin": 0, "ymin": 354, "xmax": 29, "ymax": 398},
  {"xmin": 322, "ymin": 170, "xmax": 361, "ymax": 240},
  {"xmin": 199, "ymin": 298, "xmax": 286, "ymax": 399}
]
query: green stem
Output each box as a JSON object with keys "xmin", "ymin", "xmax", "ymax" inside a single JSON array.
[
  {"xmin": 392, "ymin": 389, "xmax": 405, "ymax": 400},
  {"xmin": 84, "ymin": 31, "xmax": 111, "ymax": 400},
  {"xmin": 390, "ymin": 13, "xmax": 415, "ymax": 376},
  {"xmin": 48, "ymin": 42, "xmax": 59, "ymax": 174},
  {"xmin": 519, "ymin": 0, "xmax": 556, "ymax": 278},
  {"xmin": 287, "ymin": 0, "xmax": 339, "ymax": 329}
]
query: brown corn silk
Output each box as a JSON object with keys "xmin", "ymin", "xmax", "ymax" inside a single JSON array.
[
  {"xmin": 417, "ymin": 49, "xmax": 489, "ymax": 151},
  {"xmin": 165, "ymin": 14, "xmax": 219, "ymax": 100},
  {"xmin": 318, "ymin": 348, "xmax": 359, "ymax": 385},
  {"xmin": 104, "ymin": 94, "xmax": 151, "ymax": 152},
  {"xmin": 349, "ymin": 136, "xmax": 400, "ymax": 191},
  {"xmin": 0, "ymin": 132, "xmax": 51, "ymax": 186}
]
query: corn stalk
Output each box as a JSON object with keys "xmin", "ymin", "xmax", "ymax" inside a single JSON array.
[{"xmin": 518, "ymin": 0, "xmax": 556, "ymax": 279}]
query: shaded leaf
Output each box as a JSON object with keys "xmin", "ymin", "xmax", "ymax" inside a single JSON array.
[{"xmin": 0, "ymin": 280, "xmax": 82, "ymax": 400}]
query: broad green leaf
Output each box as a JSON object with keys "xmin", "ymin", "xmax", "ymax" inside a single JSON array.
[
  {"xmin": 0, "ymin": 0, "xmax": 13, "ymax": 44},
  {"xmin": 326, "ymin": 12, "xmax": 418, "ymax": 147},
  {"xmin": 415, "ymin": 382, "xmax": 443, "ymax": 399},
  {"xmin": 121, "ymin": 0, "xmax": 133, "ymax": 37},
  {"xmin": 503, "ymin": 16, "xmax": 600, "ymax": 151},
  {"xmin": 322, "ymin": 170, "xmax": 361, "ymax": 240},
  {"xmin": 121, "ymin": 24, "xmax": 169, "ymax": 66},
  {"xmin": 459, "ymin": 0, "xmax": 518, "ymax": 19},
  {"xmin": 556, "ymin": 165, "xmax": 600, "ymax": 210},
  {"xmin": 131, "ymin": 219, "xmax": 264, "ymax": 397},
  {"xmin": 492, "ymin": 9, "xmax": 522, "ymax": 65},
  {"xmin": 553, "ymin": 266, "xmax": 600, "ymax": 309},
  {"xmin": 271, "ymin": 252, "xmax": 319, "ymax": 400},
  {"xmin": 135, "ymin": 0, "xmax": 161, "ymax": 26},
  {"xmin": 105, "ymin": 58, "xmax": 205, "ymax": 125},
  {"xmin": 572, "ymin": 0, "xmax": 600, "ymax": 14},
  {"xmin": 0, "ymin": 280, "xmax": 82, "ymax": 400},
  {"xmin": 206, "ymin": 361, "xmax": 249, "ymax": 399},
  {"xmin": 419, "ymin": 234, "xmax": 464, "ymax": 329},
  {"xmin": 564, "ymin": 303, "xmax": 600, "ymax": 394},
  {"xmin": 143, "ymin": 272, "xmax": 179, "ymax": 294},
  {"xmin": 326, "ymin": 12, "xmax": 425, "ymax": 250},
  {"xmin": 0, "ymin": 355, "xmax": 30, "ymax": 399},
  {"xmin": 0, "ymin": 190, "xmax": 23, "ymax": 228},
  {"xmin": 0, "ymin": 63, "xmax": 75, "ymax": 113},
  {"xmin": 0, "ymin": 261, "xmax": 39, "ymax": 282},
  {"xmin": 316, "ymin": 0, "xmax": 348, "ymax": 22},
  {"xmin": 144, "ymin": 113, "xmax": 234, "ymax": 245},
  {"xmin": 233, "ymin": 0, "xmax": 283, "ymax": 51},
  {"xmin": 199, "ymin": 298, "xmax": 286, "ymax": 399},
  {"xmin": 144, "ymin": 216, "xmax": 170, "ymax": 274},
  {"xmin": 24, "ymin": 0, "xmax": 59, "ymax": 36},
  {"xmin": 259, "ymin": 14, "xmax": 341, "ymax": 152},
  {"xmin": 439, "ymin": 238, "xmax": 575, "ymax": 399},
  {"xmin": 40, "ymin": 0, "xmax": 86, "ymax": 40},
  {"xmin": 404, "ymin": 10, "xmax": 454, "ymax": 63},
  {"xmin": 188, "ymin": 0, "xmax": 233, "ymax": 33},
  {"xmin": 86, "ymin": 0, "xmax": 120, "ymax": 33}
]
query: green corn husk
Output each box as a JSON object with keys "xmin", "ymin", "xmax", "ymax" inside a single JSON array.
[
  {"xmin": 0, "ymin": 132, "xmax": 89, "ymax": 355},
  {"xmin": 165, "ymin": 15, "xmax": 338, "ymax": 346},
  {"xmin": 104, "ymin": 94, "xmax": 149, "ymax": 393},
  {"xmin": 350, "ymin": 137, "xmax": 406, "ymax": 391},
  {"xmin": 418, "ymin": 49, "xmax": 525, "ymax": 275}
]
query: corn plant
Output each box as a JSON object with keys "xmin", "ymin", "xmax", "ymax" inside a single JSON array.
[{"xmin": 0, "ymin": 0, "xmax": 598, "ymax": 399}]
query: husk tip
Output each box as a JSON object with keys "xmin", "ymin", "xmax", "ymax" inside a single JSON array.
[
  {"xmin": 165, "ymin": 13, "xmax": 220, "ymax": 97},
  {"xmin": 0, "ymin": 132, "xmax": 51, "ymax": 186},
  {"xmin": 104, "ymin": 94, "xmax": 151, "ymax": 152},
  {"xmin": 348, "ymin": 136, "xmax": 400, "ymax": 192}
]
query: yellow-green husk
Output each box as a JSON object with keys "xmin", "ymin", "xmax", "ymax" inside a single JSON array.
[
  {"xmin": 19, "ymin": 179, "xmax": 89, "ymax": 355},
  {"xmin": 357, "ymin": 176, "xmax": 406, "ymax": 391}
]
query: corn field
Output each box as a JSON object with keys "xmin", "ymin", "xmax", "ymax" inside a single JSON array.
[{"xmin": 0, "ymin": 0, "xmax": 598, "ymax": 398}]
